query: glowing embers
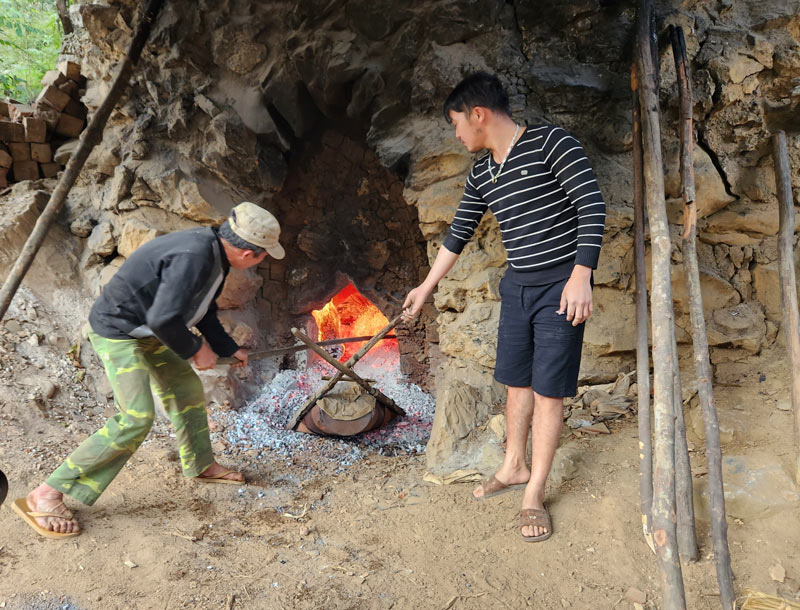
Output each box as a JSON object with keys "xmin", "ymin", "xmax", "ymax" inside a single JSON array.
[{"xmin": 310, "ymin": 283, "xmax": 391, "ymax": 361}]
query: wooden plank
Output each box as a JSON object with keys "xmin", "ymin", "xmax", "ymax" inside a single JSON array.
[
  {"xmin": 40, "ymin": 162, "xmax": 60, "ymax": 178},
  {"xmin": 58, "ymin": 60, "xmax": 82, "ymax": 82}
]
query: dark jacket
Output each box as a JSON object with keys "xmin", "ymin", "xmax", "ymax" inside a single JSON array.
[{"xmin": 89, "ymin": 227, "xmax": 239, "ymax": 359}]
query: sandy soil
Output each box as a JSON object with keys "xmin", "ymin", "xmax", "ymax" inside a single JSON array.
[{"xmin": 0, "ymin": 301, "xmax": 799, "ymax": 610}]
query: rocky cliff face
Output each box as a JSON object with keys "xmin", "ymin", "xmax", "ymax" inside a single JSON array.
[{"xmin": 13, "ymin": 0, "xmax": 799, "ymax": 471}]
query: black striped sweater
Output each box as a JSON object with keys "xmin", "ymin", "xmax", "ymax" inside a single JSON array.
[{"xmin": 442, "ymin": 124, "xmax": 606, "ymax": 285}]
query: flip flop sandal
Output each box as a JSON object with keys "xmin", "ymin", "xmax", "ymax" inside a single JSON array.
[
  {"xmin": 193, "ymin": 467, "xmax": 245, "ymax": 485},
  {"xmin": 519, "ymin": 506, "xmax": 552, "ymax": 542},
  {"xmin": 10, "ymin": 498, "xmax": 81, "ymax": 539},
  {"xmin": 474, "ymin": 474, "xmax": 526, "ymax": 501}
]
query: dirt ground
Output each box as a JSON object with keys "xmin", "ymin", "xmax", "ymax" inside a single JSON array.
[{"xmin": 0, "ymin": 297, "xmax": 799, "ymax": 610}]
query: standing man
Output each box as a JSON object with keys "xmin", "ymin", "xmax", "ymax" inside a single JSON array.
[
  {"xmin": 12, "ymin": 202, "xmax": 285, "ymax": 539},
  {"xmin": 403, "ymin": 72, "xmax": 605, "ymax": 542}
]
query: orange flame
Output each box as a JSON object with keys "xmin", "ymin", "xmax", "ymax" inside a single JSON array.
[{"xmin": 311, "ymin": 283, "xmax": 389, "ymax": 360}]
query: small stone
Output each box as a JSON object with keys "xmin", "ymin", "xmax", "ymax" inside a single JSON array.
[
  {"xmin": 776, "ymin": 400, "xmax": 791, "ymax": 412},
  {"xmin": 625, "ymin": 587, "xmax": 647, "ymax": 604},
  {"xmin": 123, "ymin": 560, "xmax": 138, "ymax": 568}
]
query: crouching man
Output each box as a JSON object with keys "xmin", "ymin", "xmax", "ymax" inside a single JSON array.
[{"xmin": 12, "ymin": 202, "xmax": 285, "ymax": 538}]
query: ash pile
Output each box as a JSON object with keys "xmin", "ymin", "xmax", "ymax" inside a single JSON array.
[{"xmin": 210, "ymin": 345, "xmax": 434, "ymax": 470}]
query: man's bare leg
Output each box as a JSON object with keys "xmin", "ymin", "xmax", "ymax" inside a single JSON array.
[
  {"xmin": 26, "ymin": 483, "xmax": 80, "ymax": 534},
  {"xmin": 520, "ymin": 393, "xmax": 563, "ymax": 537},
  {"xmin": 473, "ymin": 386, "xmax": 534, "ymax": 498}
]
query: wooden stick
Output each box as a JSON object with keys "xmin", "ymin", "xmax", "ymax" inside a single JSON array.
[
  {"xmin": 0, "ymin": 0, "xmax": 166, "ymax": 321},
  {"xmin": 772, "ymin": 130, "xmax": 800, "ymax": 486},
  {"xmin": 671, "ymin": 333, "xmax": 699, "ymax": 562},
  {"xmin": 636, "ymin": 1, "xmax": 687, "ymax": 607},
  {"xmin": 291, "ymin": 327, "xmax": 405, "ymax": 417},
  {"xmin": 217, "ymin": 334, "xmax": 396, "ymax": 364},
  {"xmin": 286, "ymin": 314, "xmax": 403, "ymax": 429},
  {"xmin": 631, "ymin": 61, "xmax": 654, "ymax": 553},
  {"xmin": 670, "ymin": 24, "xmax": 734, "ymax": 607}
]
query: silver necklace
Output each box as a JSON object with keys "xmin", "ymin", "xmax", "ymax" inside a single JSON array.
[{"xmin": 488, "ymin": 123, "xmax": 520, "ymax": 184}]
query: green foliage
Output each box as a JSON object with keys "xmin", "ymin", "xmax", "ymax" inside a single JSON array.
[{"xmin": 0, "ymin": 0, "xmax": 65, "ymax": 102}]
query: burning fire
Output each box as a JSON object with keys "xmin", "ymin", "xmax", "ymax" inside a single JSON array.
[{"xmin": 311, "ymin": 283, "xmax": 391, "ymax": 360}]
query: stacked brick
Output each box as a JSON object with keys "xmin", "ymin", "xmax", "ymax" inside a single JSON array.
[{"xmin": 0, "ymin": 61, "xmax": 87, "ymax": 188}]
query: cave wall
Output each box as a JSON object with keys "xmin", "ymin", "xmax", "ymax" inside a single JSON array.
[{"xmin": 51, "ymin": 0, "xmax": 800, "ymax": 471}]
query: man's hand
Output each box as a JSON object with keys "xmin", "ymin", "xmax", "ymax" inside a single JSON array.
[
  {"xmin": 230, "ymin": 348, "xmax": 248, "ymax": 368},
  {"xmin": 191, "ymin": 342, "xmax": 218, "ymax": 370},
  {"xmin": 402, "ymin": 285, "xmax": 432, "ymax": 323},
  {"xmin": 558, "ymin": 265, "xmax": 593, "ymax": 326}
]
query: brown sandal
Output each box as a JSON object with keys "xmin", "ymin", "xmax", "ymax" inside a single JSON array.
[
  {"xmin": 519, "ymin": 506, "xmax": 552, "ymax": 542},
  {"xmin": 474, "ymin": 475, "xmax": 526, "ymax": 501}
]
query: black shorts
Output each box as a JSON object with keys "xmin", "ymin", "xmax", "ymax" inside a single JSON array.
[{"xmin": 494, "ymin": 275, "xmax": 585, "ymax": 397}]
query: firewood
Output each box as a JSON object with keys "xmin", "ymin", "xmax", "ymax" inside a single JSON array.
[
  {"xmin": 0, "ymin": 0, "xmax": 167, "ymax": 321},
  {"xmin": 55, "ymin": 113, "xmax": 85, "ymax": 138},
  {"xmin": 0, "ymin": 101, "xmax": 8, "ymax": 118},
  {"xmin": 64, "ymin": 98, "xmax": 87, "ymax": 121},
  {"xmin": 23, "ymin": 118, "xmax": 47, "ymax": 144},
  {"xmin": 8, "ymin": 104, "xmax": 33, "ymax": 122},
  {"xmin": 8, "ymin": 142, "xmax": 30, "ymax": 161},
  {"xmin": 36, "ymin": 85, "xmax": 71, "ymax": 112},
  {"xmin": 0, "ymin": 148, "xmax": 11, "ymax": 169},
  {"xmin": 30, "ymin": 143, "xmax": 52, "ymax": 163},
  {"xmin": 12, "ymin": 160, "xmax": 39, "ymax": 182},
  {"xmin": 33, "ymin": 104, "xmax": 61, "ymax": 130},
  {"xmin": 41, "ymin": 70, "xmax": 69, "ymax": 88},
  {"xmin": 40, "ymin": 162, "xmax": 60, "ymax": 178},
  {"xmin": 0, "ymin": 120, "xmax": 24, "ymax": 142},
  {"xmin": 58, "ymin": 79, "xmax": 79, "ymax": 99},
  {"xmin": 0, "ymin": 167, "xmax": 7, "ymax": 188},
  {"xmin": 58, "ymin": 60, "xmax": 82, "ymax": 83}
]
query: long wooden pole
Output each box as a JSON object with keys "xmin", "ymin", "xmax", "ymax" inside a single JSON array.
[
  {"xmin": 771, "ymin": 130, "xmax": 800, "ymax": 486},
  {"xmin": 0, "ymin": 0, "xmax": 167, "ymax": 321},
  {"xmin": 291, "ymin": 327, "xmax": 406, "ymax": 417},
  {"xmin": 631, "ymin": 62, "xmax": 654, "ymax": 553},
  {"xmin": 636, "ymin": 1, "xmax": 687, "ymax": 607},
  {"xmin": 671, "ymin": 334, "xmax": 699, "ymax": 562},
  {"xmin": 670, "ymin": 24, "xmax": 735, "ymax": 608},
  {"xmin": 287, "ymin": 314, "xmax": 402, "ymax": 430}
]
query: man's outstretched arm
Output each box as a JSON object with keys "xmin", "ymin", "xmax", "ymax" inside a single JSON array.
[{"xmin": 402, "ymin": 246, "xmax": 460, "ymax": 322}]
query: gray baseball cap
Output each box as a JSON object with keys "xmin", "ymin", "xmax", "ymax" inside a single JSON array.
[{"xmin": 228, "ymin": 201, "xmax": 285, "ymax": 260}]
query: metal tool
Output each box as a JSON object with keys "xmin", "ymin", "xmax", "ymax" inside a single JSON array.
[{"xmin": 217, "ymin": 334, "xmax": 397, "ymax": 365}]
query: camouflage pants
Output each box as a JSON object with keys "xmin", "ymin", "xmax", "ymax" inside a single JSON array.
[{"xmin": 46, "ymin": 331, "xmax": 214, "ymax": 506}]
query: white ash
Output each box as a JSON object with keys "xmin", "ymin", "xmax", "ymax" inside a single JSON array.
[{"xmin": 213, "ymin": 346, "xmax": 434, "ymax": 469}]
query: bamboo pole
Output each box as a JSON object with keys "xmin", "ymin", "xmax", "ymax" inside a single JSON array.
[
  {"xmin": 0, "ymin": 0, "xmax": 167, "ymax": 321},
  {"xmin": 670, "ymin": 24, "xmax": 735, "ymax": 608},
  {"xmin": 636, "ymin": 1, "xmax": 687, "ymax": 607},
  {"xmin": 631, "ymin": 62, "xmax": 655, "ymax": 553},
  {"xmin": 771, "ymin": 131, "xmax": 800, "ymax": 486},
  {"xmin": 291, "ymin": 327, "xmax": 406, "ymax": 417},
  {"xmin": 287, "ymin": 314, "xmax": 402, "ymax": 430}
]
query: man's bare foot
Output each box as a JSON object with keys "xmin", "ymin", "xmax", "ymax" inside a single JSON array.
[
  {"xmin": 27, "ymin": 484, "xmax": 80, "ymax": 534},
  {"xmin": 197, "ymin": 462, "xmax": 244, "ymax": 483},
  {"xmin": 520, "ymin": 485, "xmax": 548, "ymax": 538},
  {"xmin": 472, "ymin": 465, "xmax": 530, "ymax": 499}
]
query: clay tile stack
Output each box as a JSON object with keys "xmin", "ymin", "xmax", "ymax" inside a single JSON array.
[{"xmin": 0, "ymin": 60, "xmax": 88, "ymax": 188}]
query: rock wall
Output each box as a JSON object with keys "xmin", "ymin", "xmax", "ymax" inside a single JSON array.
[{"xmin": 15, "ymin": 0, "xmax": 798, "ymax": 471}]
